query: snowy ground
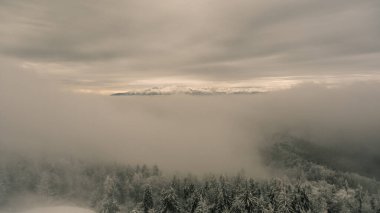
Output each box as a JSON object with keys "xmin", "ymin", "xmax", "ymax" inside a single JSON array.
[{"xmin": 16, "ymin": 206, "xmax": 95, "ymax": 213}]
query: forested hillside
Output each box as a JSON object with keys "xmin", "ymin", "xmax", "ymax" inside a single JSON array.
[{"xmin": 1, "ymin": 140, "xmax": 380, "ymax": 213}]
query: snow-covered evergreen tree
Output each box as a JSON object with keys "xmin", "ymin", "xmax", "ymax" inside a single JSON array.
[
  {"xmin": 143, "ymin": 185, "xmax": 154, "ymax": 213},
  {"xmin": 236, "ymin": 187, "xmax": 256, "ymax": 213},
  {"xmin": 194, "ymin": 196, "xmax": 209, "ymax": 213},
  {"xmin": 160, "ymin": 187, "xmax": 180, "ymax": 213},
  {"xmin": 152, "ymin": 165, "xmax": 161, "ymax": 176},
  {"xmin": 291, "ymin": 184, "xmax": 311, "ymax": 213},
  {"xmin": 230, "ymin": 197, "xmax": 245, "ymax": 213},
  {"xmin": 37, "ymin": 171, "xmax": 62, "ymax": 196},
  {"xmin": 99, "ymin": 175, "xmax": 120, "ymax": 213}
]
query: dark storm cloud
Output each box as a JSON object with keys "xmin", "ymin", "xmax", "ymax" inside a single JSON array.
[{"xmin": 1, "ymin": 0, "xmax": 379, "ymax": 83}]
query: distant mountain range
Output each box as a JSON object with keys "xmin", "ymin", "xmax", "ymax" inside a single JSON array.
[{"xmin": 111, "ymin": 86, "xmax": 263, "ymax": 96}]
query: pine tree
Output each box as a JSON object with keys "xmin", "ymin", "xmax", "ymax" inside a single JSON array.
[
  {"xmin": 215, "ymin": 190, "xmax": 226, "ymax": 212},
  {"xmin": 268, "ymin": 179, "xmax": 291, "ymax": 213},
  {"xmin": 161, "ymin": 187, "xmax": 180, "ymax": 213},
  {"xmin": 171, "ymin": 176, "xmax": 182, "ymax": 198},
  {"xmin": 37, "ymin": 171, "xmax": 61, "ymax": 196},
  {"xmin": 131, "ymin": 173, "xmax": 144, "ymax": 201},
  {"xmin": 230, "ymin": 197, "xmax": 245, "ymax": 213},
  {"xmin": 184, "ymin": 181, "xmax": 196, "ymax": 199},
  {"xmin": 235, "ymin": 186, "xmax": 255, "ymax": 213},
  {"xmin": 354, "ymin": 185, "xmax": 372, "ymax": 213},
  {"xmin": 189, "ymin": 191, "xmax": 201, "ymax": 213},
  {"xmin": 152, "ymin": 165, "xmax": 161, "ymax": 176},
  {"xmin": 291, "ymin": 184, "xmax": 311, "ymax": 213},
  {"xmin": 194, "ymin": 196, "xmax": 209, "ymax": 213},
  {"xmin": 253, "ymin": 196, "xmax": 268, "ymax": 213},
  {"xmin": 370, "ymin": 195, "xmax": 380, "ymax": 212},
  {"xmin": 215, "ymin": 176, "xmax": 232, "ymax": 212},
  {"xmin": 143, "ymin": 185, "xmax": 154, "ymax": 213},
  {"xmin": 355, "ymin": 185, "xmax": 364, "ymax": 213},
  {"xmin": 99, "ymin": 175, "xmax": 120, "ymax": 213},
  {"xmin": 141, "ymin": 165, "xmax": 150, "ymax": 178},
  {"xmin": 114, "ymin": 171, "xmax": 127, "ymax": 204}
]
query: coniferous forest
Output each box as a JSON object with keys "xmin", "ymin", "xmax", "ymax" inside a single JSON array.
[{"xmin": 1, "ymin": 139, "xmax": 379, "ymax": 213}]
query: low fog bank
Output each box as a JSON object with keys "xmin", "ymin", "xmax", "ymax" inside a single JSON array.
[
  {"xmin": 1, "ymin": 64, "xmax": 380, "ymax": 177},
  {"xmin": 0, "ymin": 193, "xmax": 88, "ymax": 213},
  {"xmin": 0, "ymin": 64, "xmax": 265, "ymax": 176}
]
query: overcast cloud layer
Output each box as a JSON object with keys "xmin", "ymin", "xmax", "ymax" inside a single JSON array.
[{"xmin": 1, "ymin": 0, "xmax": 380, "ymax": 93}]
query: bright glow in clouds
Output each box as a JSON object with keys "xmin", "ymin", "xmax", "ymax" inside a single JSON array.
[
  {"xmin": 70, "ymin": 74, "xmax": 380, "ymax": 95},
  {"xmin": 16, "ymin": 61, "xmax": 380, "ymax": 95}
]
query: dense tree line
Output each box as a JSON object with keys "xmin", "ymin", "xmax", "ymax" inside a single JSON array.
[{"xmin": 0, "ymin": 142, "xmax": 380, "ymax": 212}]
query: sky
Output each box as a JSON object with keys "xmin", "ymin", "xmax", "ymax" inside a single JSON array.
[{"xmin": 1, "ymin": 0, "xmax": 380, "ymax": 94}]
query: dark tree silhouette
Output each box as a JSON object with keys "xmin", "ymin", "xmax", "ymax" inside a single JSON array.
[
  {"xmin": 143, "ymin": 185, "xmax": 154, "ymax": 213},
  {"xmin": 161, "ymin": 187, "xmax": 180, "ymax": 213}
]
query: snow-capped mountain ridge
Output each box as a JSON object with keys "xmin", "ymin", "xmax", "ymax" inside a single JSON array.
[{"xmin": 111, "ymin": 86, "xmax": 263, "ymax": 96}]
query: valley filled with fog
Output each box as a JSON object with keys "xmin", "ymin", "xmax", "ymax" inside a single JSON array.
[
  {"xmin": 3, "ymin": 67, "xmax": 380, "ymax": 177},
  {"xmin": 2, "ymin": 67, "xmax": 380, "ymax": 212}
]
